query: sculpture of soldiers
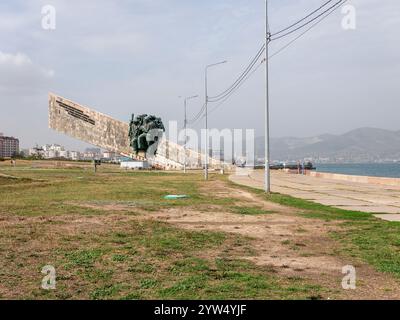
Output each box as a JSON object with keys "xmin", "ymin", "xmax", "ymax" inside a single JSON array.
[
  {"xmin": 136, "ymin": 114, "xmax": 148, "ymax": 151},
  {"xmin": 129, "ymin": 114, "xmax": 138, "ymax": 152},
  {"xmin": 128, "ymin": 113, "xmax": 165, "ymax": 156}
]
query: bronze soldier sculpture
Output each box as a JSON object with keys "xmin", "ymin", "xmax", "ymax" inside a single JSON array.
[{"xmin": 128, "ymin": 114, "xmax": 165, "ymax": 158}]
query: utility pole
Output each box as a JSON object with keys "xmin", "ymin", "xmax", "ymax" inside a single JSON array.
[
  {"xmin": 184, "ymin": 98, "xmax": 187, "ymax": 174},
  {"xmin": 205, "ymin": 61, "xmax": 227, "ymax": 180},
  {"xmin": 183, "ymin": 95, "xmax": 198, "ymax": 173},
  {"xmin": 265, "ymin": 0, "xmax": 271, "ymax": 193},
  {"xmin": 205, "ymin": 67, "xmax": 209, "ymax": 181}
]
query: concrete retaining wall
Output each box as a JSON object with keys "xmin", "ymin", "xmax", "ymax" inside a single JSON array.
[{"xmin": 306, "ymin": 171, "xmax": 400, "ymax": 187}]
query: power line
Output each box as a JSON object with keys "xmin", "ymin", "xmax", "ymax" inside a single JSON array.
[
  {"xmin": 190, "ymin": 56, "xmax": 265, "ymax": 127},
  {"xmin": 186, "ymin": 102, "xmax": 206, "ymax": 124},
  {"xmin": 208, "ymin": 44, "xmax": 266, "ymax": 102},
  {"xmin": 271, "ymin": 0, "xmax": 344, "ymax": 41},
  {"xmin": 207, "ymin": 50, "xmax": 264, "ymax": 104},
  {"xmin": 187, "ymin": 44, "xmax": 266, "ymax": 123},
  {"xmin": 203, "ymin": 0, "xmax": 344, "ymax": 105},
  {"xmin": 272, "ymin": 0, "xmax": 335, "ymax": 37},
  {"xmin": 187, "ymin": 0, "xmax": 347, "ymax": 126},
  {"xmin": 208, "ymin": 58, "xmax": 266, "ymax": 116},
  {"xmin": 269, "ymin": 0, "xmax": 348, "ymax": 60}
]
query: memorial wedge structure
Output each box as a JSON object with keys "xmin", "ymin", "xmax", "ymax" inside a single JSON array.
[{"xmin": 48, "ymin": 93, "xmax": 230, "ymax": 170}]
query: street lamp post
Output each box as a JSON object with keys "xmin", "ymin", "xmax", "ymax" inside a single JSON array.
[
  {"xmin": 183, "ymin": 95, "xmax": 198, "ymax": 173},
  {"xmin": 265, "ymin": 0, "xmax": 271, "ymax": 193},
  {"xmin": 205, "ymin": 60, "xmax": 227, "ymax": 180}
]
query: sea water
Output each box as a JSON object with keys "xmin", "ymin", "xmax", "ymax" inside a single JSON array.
[{"xmin": 316, "ymin": 163, "xmax": 400, "ymax": 178}]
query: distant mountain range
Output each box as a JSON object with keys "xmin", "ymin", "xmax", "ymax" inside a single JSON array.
[{"xmin": 255, "ymin": 128, "xmax": 400, "ymax": 163}]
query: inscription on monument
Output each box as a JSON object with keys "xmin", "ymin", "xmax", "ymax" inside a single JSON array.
[{"xmin": 57, "ymin": 100, "xmax": 96, "ymax": 126}]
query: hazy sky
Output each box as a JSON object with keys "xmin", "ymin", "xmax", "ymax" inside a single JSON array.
[{"xmin": 0, "ymin": 0, "xmax": 399, "ymax": 150}]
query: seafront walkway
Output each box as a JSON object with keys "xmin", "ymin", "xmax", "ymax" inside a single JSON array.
[{"xmin": 229, "ymin": 170, "xmax": 400, "ymax": 220}]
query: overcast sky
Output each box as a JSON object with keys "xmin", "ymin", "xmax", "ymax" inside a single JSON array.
[{"xmin": 0, "ymin": 0, "xmax": 399, "ymax": 150}]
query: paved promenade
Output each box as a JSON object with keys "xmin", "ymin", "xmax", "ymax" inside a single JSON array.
[{"xmin": 230, "ymin": 170, "xmax": 400, "ymax": 218}]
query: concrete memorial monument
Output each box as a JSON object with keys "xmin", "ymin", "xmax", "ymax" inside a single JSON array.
[{"xmin": 48, "ymin": 93, "xmax": 229, "ymax": 170}]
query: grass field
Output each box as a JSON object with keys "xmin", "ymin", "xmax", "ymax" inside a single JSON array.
[
  {"xmin": 228, "ymin": 181, "xmax": 400, "ymax": 283},
  {"xmin": 1, "ymin": 160, "xmax": 400, "ymax": 299}
]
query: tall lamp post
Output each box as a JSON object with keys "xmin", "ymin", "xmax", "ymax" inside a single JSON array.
[
  {"xmin": 264, "ymin": 0, "xmax": 271, "ymax": 193},
  {"xmin": 205, "ymin": 60, "xmax": 227, "ymax": 180},
  {"xmin": 183, "ymin": 95, "xmax": 199, "ymax": 173}
]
